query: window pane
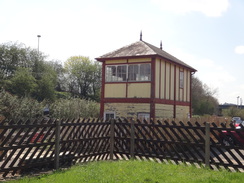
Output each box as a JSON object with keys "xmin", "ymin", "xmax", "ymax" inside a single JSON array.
[
  {"xmin": 105, "ymin": 113, "xmax": 115, "ymax": 120},
  {"xmin": 106, "ymin": 66, "xmax": 117, "ymax": 82},
  {"xmin": 138, "ymin": 113, "xmax": 150, "ymax": 122},
  {"xmin": 117, "ymin": 65, "xmax": 127, "ymax": 81},
  {"xmin": 140, "ymin": 64, "xmax": 151, "ymax": 81},
  {"xmin": 104, "ymin": 112, "xmax": 115, "ymax": 120},
  {"xmin": 128, "ymin": 65, "xmax": 139, "ymax": 81},
  {"xmin": 180, "ymin": 71, "xmax": 184, "ymax": 88}
]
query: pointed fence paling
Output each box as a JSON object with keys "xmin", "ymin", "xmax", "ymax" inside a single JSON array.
[
  {"xmin": 0, "ymin": 118, "xmax": 111, "ymax": 178},
  {"xmin": 113, "ymin": 118, "xmax": 244, "ymax": 172},
  {"xmin": 0, "ymin": 118, "xmax": 244, "ymax": 178}
]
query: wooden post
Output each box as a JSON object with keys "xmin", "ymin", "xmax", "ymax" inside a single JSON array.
[
  {"xmin": 130, "ymin": 119, "xmax": 135, "ymax": 159},
  {"xmin": 205, "ymin": 122, "xmax": 210, "ymax": 168},
  {"xmin": 0, "ymin": 116, "xmax": 5, "ymax": 157},
  {"xmin": 55, "ymin": 120, "xmax": 61, "ymax": 169},
  {"xmin": 110, "ymin": 119, "xmax": 115, "ymax": 160}
]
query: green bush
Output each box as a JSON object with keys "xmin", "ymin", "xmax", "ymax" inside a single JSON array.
[
  {"xmin": 49, "ymin": 98, "xmax": 100, "ymax": 119},
  {"xmin": 0, "ymin": 90, "xmax": 100, "ymax": 122},
  {"xmin": 222, "ymin": 106, "xmax": 244, "ymax": 119},
  {"xmin": 0, "ymin": 90, "xmax": 43, "ymax": 122}
]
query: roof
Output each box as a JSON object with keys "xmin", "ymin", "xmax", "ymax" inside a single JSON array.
[{"xmin": 96, "ymin": 40, "xmax": 197, "ymax": 71}]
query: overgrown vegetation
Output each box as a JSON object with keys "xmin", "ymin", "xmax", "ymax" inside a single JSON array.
[
  {"xmin": 6, "ymin": 160, "xmax": 244, "ymax": 183},
  {"xmin": 0, "ymin": 90, "xmax": 43, "ymax": 121},
  {"xmin": 0, "ymin": 90, "xmax": 99, "ymax": 121},
  {"xmin": 222, "ymin": 106, "xmax": 244, "ymax": 119},
  {"xmin": 0, "ymin": 42, "xmax": 101, "ymax": 102},
  {"xmin": 0, "ymin": 42, "xmax": 101, "ymax": 120},
  {"xmin": 50, "ymin": 98, "xmax": 99, "ymax": 119}
]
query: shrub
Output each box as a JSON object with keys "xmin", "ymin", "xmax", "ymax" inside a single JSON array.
[
  {"xmin": 49, "ymin": 98, "xmax": 100, "ymax": 119},
  {"xmin": 222, "ymin": 106, "xmax": 244, "ymax": 120},
  {"xmin": 0, "ymin": 90, "xmax": 43, "ymax": 122},
  {"xmin": 0, "ymin": 90, "xmax": 100, "ymax": 122}
]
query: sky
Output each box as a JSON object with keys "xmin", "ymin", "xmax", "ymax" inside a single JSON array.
[{"xmin": 0, "ymin": 0, "xmax": 244, "ymax": 105}]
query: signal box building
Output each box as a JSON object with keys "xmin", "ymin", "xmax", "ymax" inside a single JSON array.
[{"xmin": 96, "ymin": 37, "xmax": 196, "ymax": 120}]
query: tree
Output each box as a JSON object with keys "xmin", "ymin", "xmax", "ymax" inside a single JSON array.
[
  {"xmin": 64, "ymin": 56, "xmax": 101, "ymax": 100},
  {"xmin": 48, "ymin": 60, "xmax": 67, "ymax": 92},
  {"xmin": 90, "ymin": 62, "xmax": 102, "ymax": 101},
  {"xmin": 0, "ymin": 42, "xmax": 58, "ymax": 101},
  {"xmin": 191, "ymin": 76, "xmax": 219, "ymax": 115},
  {"xmin": 0, "ymin": 42, "xmax": 46, "ymax": 80},
  {"xmin": 34, "ymin": 62, "xmax": 57, "ymax": 101},
  {"xmin": 8, "ymin": 67, "xmax": 37, "ymax": 97}
]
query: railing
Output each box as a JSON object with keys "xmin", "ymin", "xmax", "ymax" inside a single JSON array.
[{"xmin": 0, "ymin": 118, "xmax": 243, "ymax": 178}]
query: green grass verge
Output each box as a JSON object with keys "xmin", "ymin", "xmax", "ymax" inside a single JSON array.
[{"xmin": 7, "ymin": 160, "xmax": 244, "ymax": 183}]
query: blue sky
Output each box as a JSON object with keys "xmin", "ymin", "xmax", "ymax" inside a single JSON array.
[{"xmin": 0, "ymin": 0, "xmax": 244, "ymax": 105}]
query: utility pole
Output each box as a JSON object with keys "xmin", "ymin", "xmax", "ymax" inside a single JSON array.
[
  {"xmin": 37, "ymin": 35, "xmax": 41, "ymax": 54},
  {"xmin": 237, "ymin": 96, "xmax": 240, "ymax": 108}
]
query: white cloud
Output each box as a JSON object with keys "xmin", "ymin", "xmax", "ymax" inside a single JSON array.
[
  {"xmin": 234, "ymin": 45, "xmax": 244, "ymax": 54},
  {"xmin": 151, "ymin": 0, "xmax": 229, "ymax": 17},
  {"xmin": 194, "ymin": 67, "xmax": 236, "ymax": 104},
  {"xmin": 167, "ymin": 47, "xmax": 235, "ymax": 84},
  {"xmin": 240, "ymin": 84, "xmax": 244, "ymax": 90},
  {"xmin": 166, "ymin": 47, "xmax": 214, "ymax": 69}
]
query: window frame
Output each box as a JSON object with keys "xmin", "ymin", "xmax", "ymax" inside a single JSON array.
[
  {"xmin": 117, "ymin": 65, "xmax": 127, "ymax": 81},
  {"xmin": 137, "ymin": 112, "xmax": 150, "ymax": 122},
  {"xmin": 128, "ymin": 64, "xmax": 139, "ymax": 81},
  {"xmin": 104, "ymin": 112, "xmax": 116, "ymax": 120},
  {"xmin": 105, "ymin": 63, "xmax": 151, "ymax": 82},
  {"xmin": 139, "ymin": 63, "xmax": 151, "ymax": 81}
]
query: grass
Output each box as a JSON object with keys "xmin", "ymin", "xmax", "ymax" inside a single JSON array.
[{"xmin": 6, "ymin": 160, "xmax": 244, "ymax": 183}]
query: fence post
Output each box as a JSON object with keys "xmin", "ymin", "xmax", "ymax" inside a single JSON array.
[
  {"xmin": 205, "ymin": 122, "xmax": 210, "ymax": 168},
  {"xmin": 55, "ymin": 120, "xmax": 61, "ymax": 169},
  {"xmin": 130, "ymin": 119, "xmax": 135, "ymax": 159},
  {"xmin": 0, "ymin": 116, "xmax": 4, "ymax": 157},
  {"xmin": 110, "ymin": 119, "xmax": 115, "ymax": 160}
]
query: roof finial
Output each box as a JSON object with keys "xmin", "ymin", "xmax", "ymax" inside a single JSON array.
[
  {"xmin": 140, "ymin": 31, "xmax": 142, "ymax": 41},
  {"xmin": 160, "ymin": 40, "xmax": 162, "ymax": 50}
]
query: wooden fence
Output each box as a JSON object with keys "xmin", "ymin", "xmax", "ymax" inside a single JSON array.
[
  {"xmin": 112, "ymin": 119, "xmax": 244, "ymax": 171},
  {"xmin": 0, "ymin": 118, "xmax": 243, "ymax": 179}
]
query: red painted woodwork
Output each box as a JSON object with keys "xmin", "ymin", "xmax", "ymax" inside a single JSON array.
[
  {"xmin": 103, "ymin": 98, "xmax": 190, "ymax": 106},
  {"xmin": 150, "ymin": 57, "xmax": 156, "ymax": 119},
  {"xmin": 100, "ymin": 62, "xmax": 105, "ymax": 118}
]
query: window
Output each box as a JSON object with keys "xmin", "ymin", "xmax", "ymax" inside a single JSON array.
[
  {"xmin": 106, "ymin": 66, "xmax": 116, "ymax": 82},
  {"xmin": 137, "ymin": 113, "xmax": 150, "ymax": 122},
  {"xmin": 117, "ymin": 65, "xmax": 127, "ymax": 81},
  {"xmin": 104, "ymin": 112, "xmax": 115, "ymax": 120},
  {"xmin": 180, "ymin": 71, "xmax": 184, "ymax": 88},
  {"xmin": 105, "ymin": 64, "xmax": 151, "ymax": 82},
  {"xmin": 128, "ymin": 65, "xmax": 139, "ymax": 81},
  {"xmin": 105, "ymin": 65, "xmax": 127, "ymax": 82},
  {"xmin": 140, "ymin": 64, "xmax": 151, "ymax": 81}
]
